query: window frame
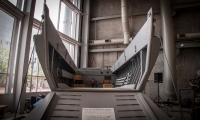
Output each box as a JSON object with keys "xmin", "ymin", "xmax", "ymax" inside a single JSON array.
[
  {"xmin": 0, "ymin": 0, "xmax": 83, "ymax": 94},
  {"xmin": 0, "ymin": 0, "xmax": 24, "ymax": 94}
]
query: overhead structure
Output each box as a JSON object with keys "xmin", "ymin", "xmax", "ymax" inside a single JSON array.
[
  {"xmin": 121, "ymin": 0, "xmax": 131, "ymax": 44},
  {"xmin": 25, "ymin": 5, "xmax": 169, "ymax": 120}
]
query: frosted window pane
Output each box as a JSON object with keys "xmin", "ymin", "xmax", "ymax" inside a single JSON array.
[
  {"xmin": 34, "ymin": 0, "xmax": 44, "ymax": 20},
  {"xmin": 8, "ymin": 0, "xmax": 17, "ymax": 6},
  {"xmin": 46, "ymin": 0, "xmax": 60, "ymax": 28}
]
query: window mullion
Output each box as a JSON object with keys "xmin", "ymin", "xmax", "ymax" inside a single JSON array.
[{"xmin": 5, "ymin": 19, "xmax": 19, "ymax": 93}]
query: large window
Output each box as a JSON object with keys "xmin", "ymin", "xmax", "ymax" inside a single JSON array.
[
  {"xmin": 0, "ymin": 10, "xmax": 15, "ymax": 94},
  {"xmin": 73, "ymin": 0, "xmax": 81, "ymax": 9},
  {"xmin": 34, "ymin": 0, "xmax": 60, "ymax": 28},
  {"xmin": 58, "ymin": 0, "xmax": 81, "ymax": 63},
  {"xmin": 34, "ymin": 0, "xmax": 44, "ymax": 21},
  {"xmin": 0, "ymin": 0, "xmax": 82, "ymax": 94},
  {"xmin": 26, "ymin": 28, "xmax": 50, "ymax": 92},
  {"xmin": 59, "ymin": 2, "xmax": 81, "ymax": 41},
  {"xmin": 46, "ymin": 0, "xmax": 60, "ymax": 28},
  {"xmin": 8, "ymin": 0, "xmax": 17, "ymax": 6},
  {"xmin": 33, "ymin": 0, "xmax": 79, "ymax": 64},
  {"xmin": 63, "ymin": 41, "xmax": 75, "ymax": 61}
]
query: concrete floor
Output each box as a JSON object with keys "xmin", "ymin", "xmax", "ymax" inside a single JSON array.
[
  {"xmin": 0, "ymin": 107, "xmax": 192, "ymax": 120},
  {"xmin": 169, "ymin": 106, "xmax": 192, "ymax": 120},
  {"xmin": 0, "ymin": 112, "xmax": 28, "ymax": 120}
]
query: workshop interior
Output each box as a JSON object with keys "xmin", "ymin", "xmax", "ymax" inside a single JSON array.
[{"xmin": 0, "ymin": 0, "xmax": 200, "ymax": 120}]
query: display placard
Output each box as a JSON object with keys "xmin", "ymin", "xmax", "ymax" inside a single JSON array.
[{"xmin": 82, "ymin": 108, "xmax": 116, "ymax": 120}]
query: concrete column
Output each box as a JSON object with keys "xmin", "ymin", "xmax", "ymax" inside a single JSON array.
[
  {"xmin": 160, "ymin": 0, "xmax": 177, "ymax": 100},
  {"xmin": 74, "ymin": 44, "xmax": 79, "ymax": 67},
  {"xmin": 80, "ymin": 0, "xmax": 90, "ymax": 68},
  {"xmin": 12, "ymin": 0, "xmax": 36, "ymax": 113}
]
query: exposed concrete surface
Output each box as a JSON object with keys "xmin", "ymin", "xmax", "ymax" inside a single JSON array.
[
  {"xmin": 89, "ymin": 18, "xmax": 123, "ymax": 40},
  {"xmin": 173, "ymin": 8, "xmax": 200, "ymax": 35},
  {"xmin": 176, "ymin": 48, "xmax": 200, "ymax": 89},
  {"xmin": 145, "ymin": 50, "xmax": 165, "ymax": 101},
  {"xmin": 145, "ymin": 48, "xmax": 200, "ymax": 101},
  {"xmin": 89, "ymin": 0, "xmax": 162, "ymax": 69},
  {"xmin": 88, "ymin": 0, "xmax": 200, "ymax": 101}
]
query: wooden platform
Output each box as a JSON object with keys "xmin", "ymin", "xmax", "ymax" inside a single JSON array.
[{"xmin": 0, "ymin": 105, "xmax": 8, "ymax": 117}]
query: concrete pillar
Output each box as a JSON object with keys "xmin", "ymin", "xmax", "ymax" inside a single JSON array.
[
  {"xmin": 74, "ymin": 44, "xmax": 79, "ymax": 66},
  {"xmin": 12, "ymin": 0, "xmax": 36, "ymax": 113},
  {"xmin": 160, "ymin": 0, "xmax": 177, "ymax": 100},
  {"xmin": 80, "ymin": 0, "xmax": 90, "ymax": 68}
]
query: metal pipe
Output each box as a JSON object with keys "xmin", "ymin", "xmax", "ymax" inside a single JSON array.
[
  {"xmin": 177, "ymin": 33, "xmax": 200, "ymax": 40},
  {"xmin": 160, "ymin": 0, "xmax": 177, "ymax": 101},
  {"xmin": 121, "ymin": 0, "xmax": 130, "ymax": 44},
  {"xmin": 176, "ymin": 42, "xmax": 200, "ymax": 48},
  {"xmin": 89, "ymin": 48, "xmax": 125, "ymax": 52},
  {"xmin": 90, "ymin": 10, "xmax": 160, "ymax": 21},
  {"xmin": 89, "ymin": 38, "xmax": 133, "ymax": 46},
  {"xmin": 80, "ymin": 0, "xmax": 90, "ymax": 68}
]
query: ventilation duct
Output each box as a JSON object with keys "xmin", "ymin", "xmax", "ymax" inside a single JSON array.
[
  {"xmin": 121, "ymin": 0, "xmax": 131, "ymax": 44},
  {"xmin": 89, "ymin": 48, "xmax": 125, "ymax": 52},
  {"xmin": 89, "ymin": 38, "xmax": 132, "ymax": 46},
  {"xmin": 177, "ymin": 33, "xmax": 200, "ymax": 40}
]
